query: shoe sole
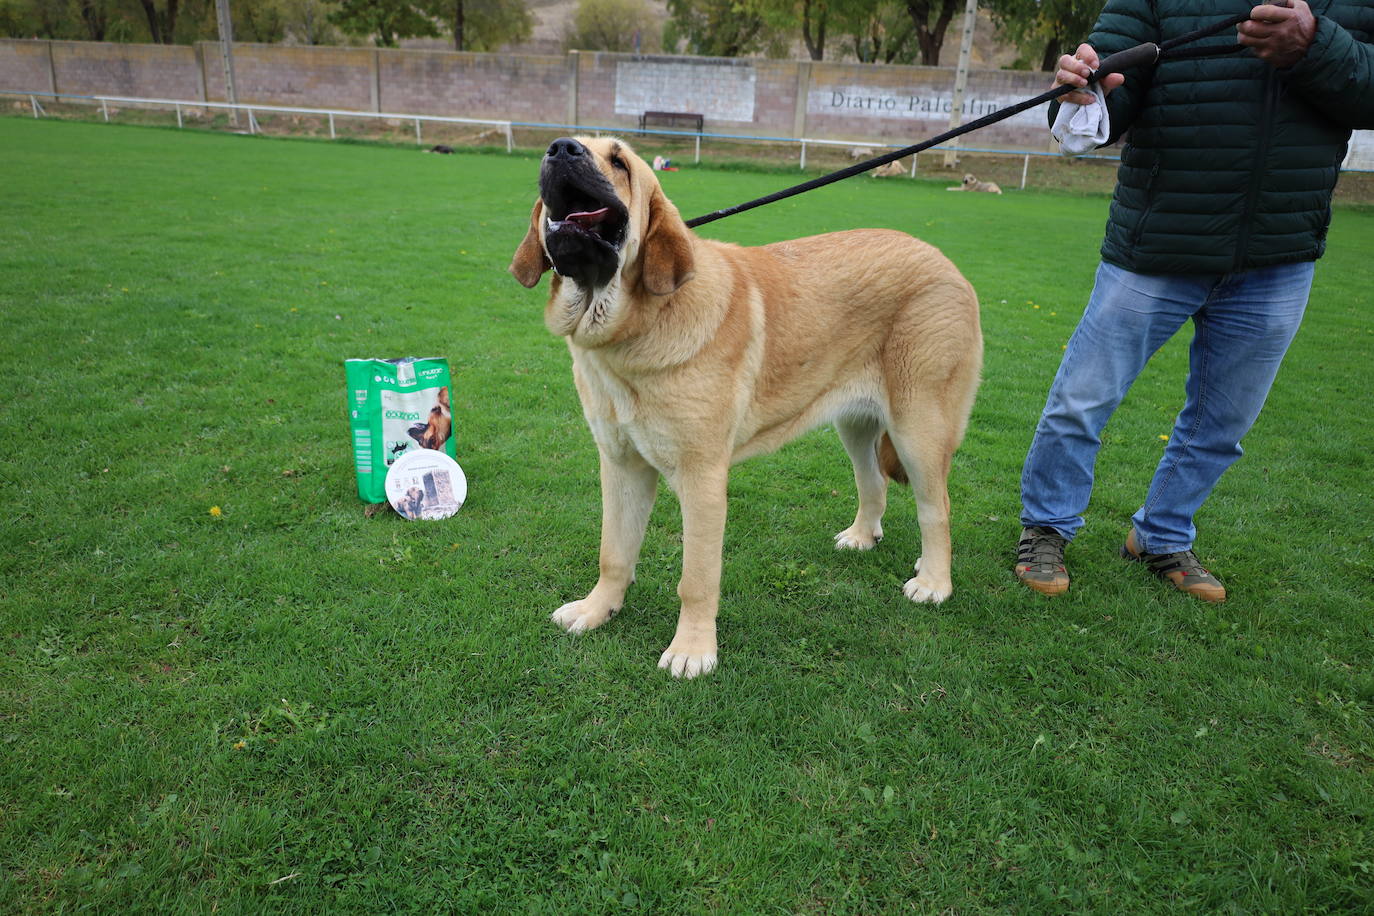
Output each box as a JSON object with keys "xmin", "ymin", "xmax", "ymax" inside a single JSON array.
[{"xmin": 1016, "ymin": 569, "xmax": 1069, "ymax": 596}]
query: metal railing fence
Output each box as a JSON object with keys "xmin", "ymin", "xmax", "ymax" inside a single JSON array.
[
  {"xmin": 8, "ymin": 88, "xmax": 1370, "ymax": 179},
  {"xmin": 4, "ymin": 88, "xmax": 1124, "ymax": 190},
  {"xmin": 5, "ymin": 90, "xmax": 516, "ymax": 151}
]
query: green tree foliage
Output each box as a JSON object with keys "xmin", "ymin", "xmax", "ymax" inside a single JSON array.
[
  {"xmin": 984, "ymin": 0, "xmax": 1099, "ymax": 70},
  {"xmin": 0, "ymin": 0, "xmax": 177, "ymax": 41},
  {"xmin": 329, "ymin": 0, "xmax": 435, "ymax": 46},
  {"xmin": 762, "ymin": 0, "xmax": 956, "ymax": 65},
  {"xmin": 663, "ymin": 0, "xmax": 787, "ymax": 57},
  {"xmin": 441, "ymin": 0, "xmax": 530, "ymax": 52},
  {"xmin": 0, "ymin": 0, "xmax": 341, "ymax": 43},
  {"xmin": 135, "ymin": 0, "xmax": 180, "ymax": 42},
  {"xmin": 566, "ymin": 0, "xmax": 657, "ymax": 52},
  {"xmin": 76, "ymin": 0, "xmax": 110, "ymax": 39},
  {"xmin": 277, "ymin": 0, "xmax": 343, "ymax": 43},
  {"xmin": 899, "ymin": 0, "xmax": 962, "ymax": 66},
  {"xmin": 839, "ymin": 0, "xmax": 917, "ymax": 63},
  {"xmin": 329, "ymin": 0, "xmax": 530, "ymax": 51}
]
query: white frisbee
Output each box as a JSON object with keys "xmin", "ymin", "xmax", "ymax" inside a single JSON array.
[{"xmin": 384, "ymin": 449, "xmax": 467, "ymax": 520}]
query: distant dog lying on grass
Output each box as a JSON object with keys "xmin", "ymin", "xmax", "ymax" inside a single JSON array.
[{"xmin": 948, "ymin": 174, "xmax": 1002, "ymax": 194}]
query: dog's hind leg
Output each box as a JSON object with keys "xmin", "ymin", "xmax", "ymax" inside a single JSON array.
[
  {"xmin": 833, "ymin": 414, "xmax": 888, "ymax": 551},
  {"xmin": 552, "ymin": 448, "xmax": 658, "ymax": 634}
]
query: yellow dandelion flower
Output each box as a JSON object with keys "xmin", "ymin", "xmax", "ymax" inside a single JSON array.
[
  {"xmin": 233, "ymin": 740, "xmax": 246, "ymax": 750},
  {"xmin": 1158, "ymin": 435, "xmax": 1169, "ymax": 442},
  {"xmin": 209, "ymin": 505, "xmax": 223, "ymax": 517}
]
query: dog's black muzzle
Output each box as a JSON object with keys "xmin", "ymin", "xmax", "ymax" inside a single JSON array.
[{"xmin": 539, "ymin": 138, "xmax": 629, "ymax": 290}]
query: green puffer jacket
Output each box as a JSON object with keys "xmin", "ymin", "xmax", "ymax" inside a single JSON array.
[{"xmin": 1067, "ymin": 0, "xmax": 1374, "ymax": 274}]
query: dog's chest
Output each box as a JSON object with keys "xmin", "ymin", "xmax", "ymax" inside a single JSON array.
[{"xmin": 571, "ymin": 350, "xmax": 682, "ymax": 468}]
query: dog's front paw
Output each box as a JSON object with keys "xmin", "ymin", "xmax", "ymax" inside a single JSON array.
[
  {"xmin": 834, "ymin": 522, "xmax": 883, "ymax": 551},
  {"xmin": 902, "ymin": 557, "xmax": 952, "ymax": 604},
  {"xmin": 551, "ymin": 599, "xmax": 617, "ymax": 634},
  {"xmin": 657, "ymin": 634, "xmax": 718, "ymax": 679}
]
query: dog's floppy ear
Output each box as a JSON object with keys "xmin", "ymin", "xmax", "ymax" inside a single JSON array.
[
  {"xmin": 509, "ymin": 198, "xmax": 551, "ymax": 288},
  {"xmin": 641, "ymin": 185, "xmax": 695, "ymax": 296}
]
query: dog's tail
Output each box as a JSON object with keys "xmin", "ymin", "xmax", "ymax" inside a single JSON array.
[{"xmin": 877, "ymin": 432, "xmax": 909, "ymax": 485}]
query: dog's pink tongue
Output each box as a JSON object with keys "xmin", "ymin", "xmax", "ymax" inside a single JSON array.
[{"xmin": 567, "ymin": 207, "xmax": 610, "ymax": 227}]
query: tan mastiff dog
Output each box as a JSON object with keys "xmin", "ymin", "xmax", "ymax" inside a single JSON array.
[{"xmin": 510, "ymin": 137, "xmax": 982, "ymax": 678}]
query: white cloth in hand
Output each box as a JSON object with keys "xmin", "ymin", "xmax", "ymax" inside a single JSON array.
[{"xmin": 1051, "ymin": 84, "xmax": 1110, "ymax": 156}]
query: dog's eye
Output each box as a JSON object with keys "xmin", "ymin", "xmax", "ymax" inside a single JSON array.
[{"xmin": 611, "ymin": 155, "xmax": 628, "ymax": 172}]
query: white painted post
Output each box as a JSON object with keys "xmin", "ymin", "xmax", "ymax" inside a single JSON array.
[
  {"xmin": 328, "ymin": 112, "xmax": 335, "ymax": 139},
  {"xmin": 505, "ymin": 123, "xmax": 513, "ymax": 153},
  {"xmin": 942, "ymin": 0, "xmax": 978, "ymax": 169},
  {"xmin": 1021, "ymin": 154, "xmax": 1030, "ymax": 189},
  {"xmin": 694, "ymin": 134, "xmax": 700, "ymax": 164},
  {"xmin": 101, "ymin": 99, "xmax": 109, "ymax": 121},
  {"xmin": 30, "ymin": 95, "xmax": 39, "ymax": 118},
  {"xmin": 176, "ymin": 102, "xmax": 183, "ymax": 128},
  {"xmin": 910, "ymin": 155, "xmax": 918, "ymax": 178},
  {"xmin": 415, "ymin": 117, "xmax": 421, "ymax": 144},
  {"xmin": 215, "ymin": 0, "xmax": 240, "ymax": 128},
  {"xmin": 800, "ymin": 140, "xmax": 807, "ymax": 170}
]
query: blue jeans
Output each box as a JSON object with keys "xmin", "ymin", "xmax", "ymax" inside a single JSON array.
[{"xmin": 1020, "ymin": 260, "xmax": 1312, "ymax": 554}]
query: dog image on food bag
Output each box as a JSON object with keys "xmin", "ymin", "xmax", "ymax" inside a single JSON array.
[
  {"xmin": 509, "ymin": 137, "xmax": 982, "ymax": 678},
  {"xmin": 407, "ymin": 386, "xmax": 452, "ymax": 451}
]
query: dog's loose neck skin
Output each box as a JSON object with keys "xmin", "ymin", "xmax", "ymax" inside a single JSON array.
[
  {"xmin": 547, "ymin": 271, "xmax": 629, "ymax": 346},
  {"xmin": 548, "ymin": 237, "xmax": 739, "ymax": 379}
]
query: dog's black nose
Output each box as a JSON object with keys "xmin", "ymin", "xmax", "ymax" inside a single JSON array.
[{"xmin": 546, "ymin": 137, "xmax": 586, "ymax": 160}]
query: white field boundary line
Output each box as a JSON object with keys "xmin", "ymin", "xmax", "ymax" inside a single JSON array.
[{"xmin": 2, "ymin": 89, "xmax": 514, "ymax": 151}]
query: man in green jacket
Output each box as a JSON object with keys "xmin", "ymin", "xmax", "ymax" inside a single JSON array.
[{"xmin": 1015, "ymin": 0, "xmax": 1374, "ymax": 601}]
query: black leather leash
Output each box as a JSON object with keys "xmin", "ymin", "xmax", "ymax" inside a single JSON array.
[{"xmin": 683, "ymin": 12, "xmax": 1251, "ymax": 229}]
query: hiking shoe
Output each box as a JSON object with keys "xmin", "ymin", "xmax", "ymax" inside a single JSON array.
[
  {"xmin": 1016, "ymin": 526, "xmax": 1070, "ymax": 596},
  {"xmin": 1120, "ymin": 529, "xmax": 1226, "ymax": 602}
]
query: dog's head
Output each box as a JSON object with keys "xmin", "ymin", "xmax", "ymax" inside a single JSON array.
[
  {"xmin": 961, "ymin": 174, "xmax": 977, "ymax": 188},
  {"xmin": 509, "ymin": 137, "xmax": 695, "ymax": 339}
]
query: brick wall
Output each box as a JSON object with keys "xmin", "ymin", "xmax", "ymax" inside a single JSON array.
[
  {"xmin": 2, "ymin": 41, "xmax": 202, "ymax": 102},
  {"xmin": 0, "ymin": 38, "xmax": 1063, "ymax": 150},
  {"xmin": 379, "ymin": 50, "xmax": 568, "ymax": 121},
  {"xmin": 205, "ymin": 44, "xmax": 374, "ymax": 109},
  {"xmin": 0, "ymin": 40, "xmax": 52, "ymax": 95}
]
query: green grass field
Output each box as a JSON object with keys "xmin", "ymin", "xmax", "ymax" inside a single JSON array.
[{"xmin": 2, "ymin": 116, "xmax": 1372, "ymax": 913}]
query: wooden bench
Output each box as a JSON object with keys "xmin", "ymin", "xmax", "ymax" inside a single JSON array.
[{"xmin": 639, "ymin": 110, "xmax": 704, "ymax": 133}]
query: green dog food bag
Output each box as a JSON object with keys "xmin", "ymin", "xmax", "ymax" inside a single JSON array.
[{"xmin": 344, "ymin": 357, "xmax": 457, "ymax": 503}]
